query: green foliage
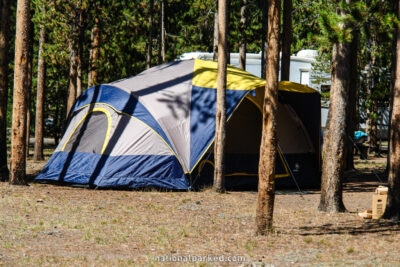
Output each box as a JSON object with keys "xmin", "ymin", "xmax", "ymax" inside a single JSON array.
[{"xmin": 2, "ymin": 0, "xmax": 398, "ymax": 140}]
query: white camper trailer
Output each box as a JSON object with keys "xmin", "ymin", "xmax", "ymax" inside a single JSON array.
[{"xmin": 178, "ymin": 49, "xmax": 328, "ymax": 91}]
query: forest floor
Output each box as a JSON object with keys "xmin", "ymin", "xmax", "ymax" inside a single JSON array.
[{"xmin": 0, "ymin": 148, "xmax": 398, "ymax": 266}]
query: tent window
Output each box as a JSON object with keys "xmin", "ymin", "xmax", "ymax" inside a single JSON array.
[{"xmin": 63, "ymin": 110, "xmax": 111, "ymax": 154}]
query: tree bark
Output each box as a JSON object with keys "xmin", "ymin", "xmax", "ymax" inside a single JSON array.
[
  {"xmin": 0, "ymin": 0, "xmax": 10, "ymax": 181},
  {"xmin": 280, "ymin": 0, "xmax": 292, "ymax": 81},
  {"xmin": 238, "ymin": 0, "xmax": 247, "ymax": 70},
  {"xmin": 260, "ymin": 0, "xmax": 268, "ymax": 79},
  {"xmin": 25, "ymin": 20, "xmax": 33, "ymax": 159},
  {"xmin": 345, "ymin": 31, "xmax": 359, "ymax": 170},
  {"xmin": 387, "ymin": 0, "xmax": 399, "ymax": 173},
  {"xmin": 226, "ymin": 0, "xmax": 230, "ymax": 65},
  {"xmin": 34, "ymin": 25, "xmax": 46, "ymax": 161},
  {"xmin": 213, "ymin": 12, "xmax": 218, "ymax": 60},
  {"xmin": 10, "ymin": 0, "xmax": 31, "ymax": 185},
  {"xmin": 66, "ymin": 40, "xmax": 78, "ymax": 118},
  {"xmin": 213, "ymin": 0, "xmax": 227, "ymax": 193},
  {"xmin": 369, "ymin": 99, "xmax": 379, "ymax": 154},
  {"xmin": 88, "ymin": 17, "xmax": 100, "ymax": 87},
  {"xmin": 367, "ymin": 39, "xmax": 378, "ymax": 155},
  {"xmin": 158, "ymin": 0, "xmax": 166, "ymax": 64},
  {"xmin": 382, "ymin": 0, "xmax": 400, "ymax": 220},
  {"xmin": 25, "ymin": 55, "xmax": 32, "ymax": 158},
  {"xmin": 318, "ymin": 37, "xmax": 352, "ymax": 212},
  {"xmin": 76, "ymin": 6, "xmax": 84, "ymax": 97},
  {"xmin": 146, "ymin": 0, "xmax": 154, "ymax": 69},
  {"xmin": 256, "ymin": 0, "xmax": 280, "ymax": 235}
]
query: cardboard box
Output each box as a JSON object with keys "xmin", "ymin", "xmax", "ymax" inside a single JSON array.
[
  {"xmin": 372, "ymin": 194, "xmax": 387, "ymax": 219},
  {"xmin": 375, "ymin": 186, "xmax": 388, "ymax": 195}
]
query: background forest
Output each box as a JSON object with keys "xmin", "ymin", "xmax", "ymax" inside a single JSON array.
[{"xmin": 1, "ymin": 0, "xmax": 395, "ymax": 145}]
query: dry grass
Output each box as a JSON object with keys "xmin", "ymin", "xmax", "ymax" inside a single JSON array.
[{"xmin": 0, "ymin": 155, "xmax": 399, "ymax": 266}]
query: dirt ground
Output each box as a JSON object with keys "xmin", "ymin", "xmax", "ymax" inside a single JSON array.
[{"xmin": 0, "ymin": 153, "xmax": 399, "ymax": 266}]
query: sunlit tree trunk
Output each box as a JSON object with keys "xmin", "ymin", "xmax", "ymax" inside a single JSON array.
[
  {"xmin": 146, "ymin": 0, "xmax": 154, "ymax": 69},
  {"xmin": 238, "ymin": 0, "xmax": 247, "ymax": 70},
  {"xmin": 256, "ymin": 0, "xmax": 280, "ymax": 235},
  {"xmin": 0, "ymin": 0, "xmax": 10, "ymax": 181},
  {"xmin": 318, "ymin": 0, "xmax": 354, "ymax": 211},
  {"xmin": 76, "ymin": 6, "xmax": 84, "ymax": 97},
  {"xmin": 387, "ymin": 1, "xmax": 399, "ymax": 173},
  {"xmin": 158, "ymin": 0, "xmax": 166, "ymax": 64},
  {"xmin": 25, "ymin": 20, "xmax": 33, "ymax": 158},
  {"xmin": 88, "ymin": 17, "xmax": 100, "ymax": 87},
  {"xmin": 66, "ymin": 40, "xmax": 78, "ymax": 118},
  {"xmin": 226, "ymin": 0, "xmax": 230, "ymax": 65},
  {"xmin": 10, "ymin": 0, "xmax": 31, "ymax": 185},
  {"xmin": 345, "ymin": 31, "xmax": 359, "ymax": 170},
  {"xmin": 213, "ymin": 0, "xmax": 218, "ymax": 61},
  {"xmin": 34, "ymin": 25, "xmax": 46, "ymax": 161},
  {"xmin": 383, "ymin": 0, "xmax": 400, "ymax": 220},
  {"xmin": 280, "ymin": 0, "xmax": 292, "ymax": 81},
  {"xmin": 367, "ymin": 39, "xmax": 378, "ymax": 155},
  {"xmin": 213, "ymin": 0, "xmax": 227, "ymax": 193},
  {"xmin": 260, "ymin": 0, "xmax": 268, "ymax": 79}
]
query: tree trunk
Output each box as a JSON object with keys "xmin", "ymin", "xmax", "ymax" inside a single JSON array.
[
  {"xmin": 25, "ymin": 64, "xmax": 31, "ymax": 158},
  {"xmin": 0, "ymin": 0, "xmax": 10, "ymax": 181},
  {"xmin": 238, "ymin": 0, "xmax": 247, "ymax": 70},
  {"xmin": 158, "ymin": 0, "xmax": 166, "ymax": 64},
  {"xmin": 369, "ymin": 99, "xmax": 379, "ymax": 154},
  {"xmin": 226, "ymin": 0, "xmax": 230, "ymax": 65},
  {"xmin": 318, "ymin": 38, "xmax": 352, "ymax": 212},
  {"xmin": 345, "ymin": 31, "xmax": 359, "ymax": 170},
  {"xmin": 88, "ymin": 17, "xmax": 100, "ymax": 87},
  {"xmin": 280, "ymin": 0, "xmax": 292, "ymax": 81},
  {"xmin": 66, "ymin": 40, "xmax": 78, "ymax": 118},
  {"xmin": 213, "ymin": 0, "xmax": 227, "ymax": 193},
  {"xmin": 387, "ymin": 0, "xmax": 399, "ymax": 174},
  {"xmin": 256, "ymin": 0, "xmax": 280, "ymax": 235},
  {"xmin": 146, "ymin": 0, "xmax": 154, "ymax": 69},
  {"xmin": 260, "ymin": 0, "xmax": 268, "ymax": 79},
  {"xmin": 34, "ymin": 25, "xmax": 46, "ymax": 161},
  {"xmin": 25, "ymin": 20, "xmax": 33, "ymax": 159},
  {"xmin": 382, "ymin": 0, "xmax": 400, "ymax": 220},
  {"xmin": 76, "ymin": 7, "xmax": 84, "ymax": 97},
  {"xmin": 213, "ymin": 12, "xmax": 218, "ymax": 61},
  {"xmin": 10, "ymin": 0, "xmax": 31, "ymax": 185},
  {"xmin": 367, "ymin": 39, "xmax": 378, "ymax": 155}
]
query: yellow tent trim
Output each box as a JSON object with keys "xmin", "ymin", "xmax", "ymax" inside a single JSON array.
[
  {"xmin": 197, "ymin": 159, "xmax": 290, "ymax": 179},
  {"xmin": 192, "ymin": 59, "xmax": 266, "ymax": 90},
  {"xmin": 278, "ymin": 81, "xmax": 318, "ymax": 93},
  {"xmin": 62, "ymin": 107, "xmax": 112, "ymax": 154}
]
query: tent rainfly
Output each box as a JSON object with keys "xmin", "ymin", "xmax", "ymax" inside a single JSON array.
[{"xmin": 36, "ymin": 59, "xmax": 321, "ymax": 189}]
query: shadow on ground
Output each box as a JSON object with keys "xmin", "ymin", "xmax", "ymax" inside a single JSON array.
[{"xmin": 296, "ymin": 220, "xmax": 400, "ymax": 236}]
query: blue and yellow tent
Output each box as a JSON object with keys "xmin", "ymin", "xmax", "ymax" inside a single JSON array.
[{"xmin": 36, "ymin": 59, "xmax": 321, "ymax": 189}]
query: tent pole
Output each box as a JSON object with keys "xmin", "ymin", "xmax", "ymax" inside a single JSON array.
[{"xmin": 277, "ymin": 144, "xmax": 303, "ymax": 196}]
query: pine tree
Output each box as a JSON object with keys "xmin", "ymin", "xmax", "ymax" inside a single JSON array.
[
  {"xmin": 281, "ymin": 0, "xmax": 292, "ymax": 81},
  {"xmin": 213, "ymin": 0, "xmax": 227, "ymax": 193},
  {"xmin": 256, "ymin": 0, "xmax": 281, "ymax": 234},
  {"xmin": 382, "ymin": 0, "xmax": 400, "ymax": 221},
  {"xmin": 0, "ymin": 0, "xmax": 10, "ymax": 181},
  {"xmin": 34, "ymin": 24, "xmax": 46, "ymax": 161},
  {"xmin": 10, "ymin": 0, "xmax": 31, "ymax": 185}
]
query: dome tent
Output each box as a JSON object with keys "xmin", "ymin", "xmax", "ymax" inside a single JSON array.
[{"xmin": 36, "ymin": 59, "xmax": 321, "ymax": 189}]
